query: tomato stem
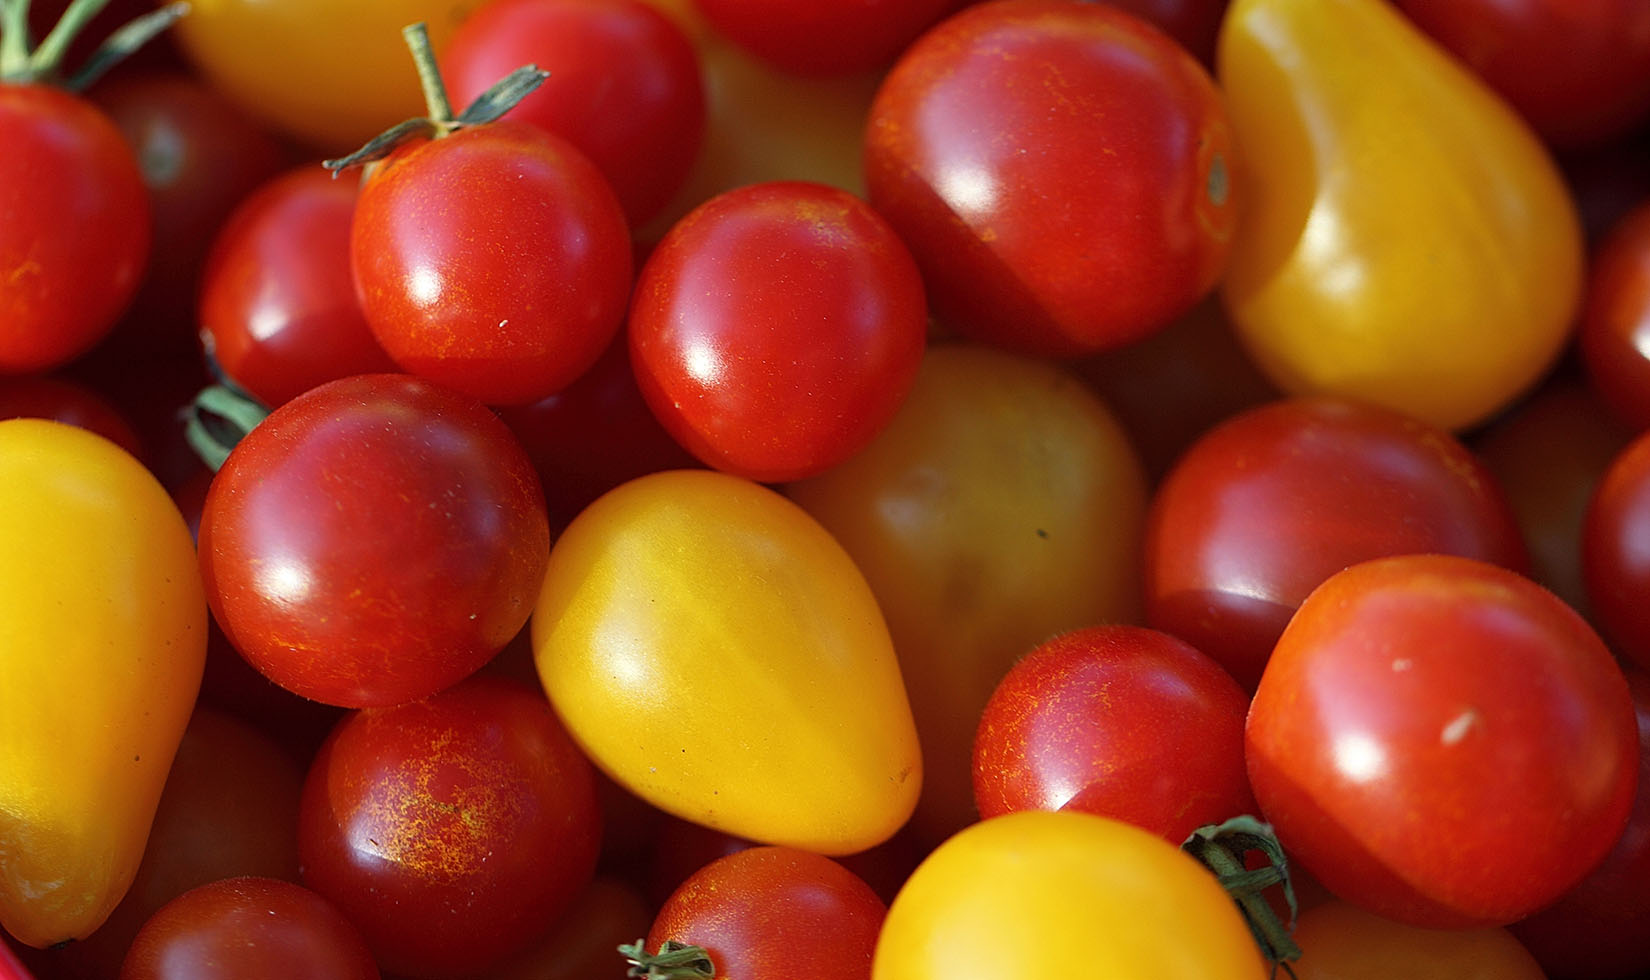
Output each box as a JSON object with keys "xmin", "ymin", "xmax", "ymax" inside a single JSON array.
[
  {"xmin": 185, "ymin": 384, "xmax": 271, "ymax": 472},
  {"xmin": 26, "ymin": 0, "xmax": 110, "ymax": 78},
  {"xmin": 402, "ymin": 21, "xmax": 453, "ymax": 125},
  {"xmin": 0, "ymin": 0, "xmax": 34, "ymax": 78},
  {"xmin": 619, "ymin": 939, "xmax": 716, "ymax": 980},
  {"xmin": 1182, "ymin": 816, "xmax": 1302, "ymax": 977}
]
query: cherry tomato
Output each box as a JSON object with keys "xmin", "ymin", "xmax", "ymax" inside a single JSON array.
[
  {"xmin": 1143, "ymin": 396, "xmax": 1529, "ymax": 690},
  {"xmin": 873, "ymin": 811, "xmax": 1268, "ymax": 979},
  {"xmin": 351, "ymin": 121, "xmax": 633, "ymax": 405},
  {"xmin": 645, "ymin": 847, "xmax": 886, "ymax": 980},
  {"xmin": 533, "ymin": 469, "xmax": 922, "ymax": 855},
  {"xmin": 1291, "ymin": 899, "xmax": 1545, "ymax": 980},
  {"xmin": 487, "ymin": 877, "xmax": 652, "ymax": 980},
  {"xmin": 865, "ymin": 0, "xmax": 1237, "ymax": 356},
  {"xmin": 973, "ymin": 625, "xmax": 1254, "ymax": 844},
  {"xmin": 443, "ymin": 0, "xmax": 705, "ymax": 226},
  {"xmin": 1580, "ymin": 199, "xmax": 1650, "ymax": 431},
  {"xmin": 630, "ymin": 181, "xmax": 927, "ymax": 482},
  {"xmin": 1247, "ymin": 554, "xmax": 1638, "ymax": 928},
  {"xmin": 1583, "ymin": 429, "xmax": 1650, "ymax": 672},
  {"xmin": 1103, "ymin": 0, "xmax": 1228, "ymax": 64},
  {"xmin": 1, "ymin": 84, "xmax": 149, "ymax": 373},
  {"xmin": 690, "ymin": 0, "xmax": 951, "ymax": 75},
  {"xmin": 0, "ymin": 375, "xmax": 142, "ymax": 458},
  {"xmin": 199, "ymin": 374, "xmax": 549, "ymax": 707},
  {"xmin": 120, "ymin": 878, "xmax": 378, "ymax": 980},
  {"xmin": 199, "ymin": 167, "xmax": 397, "ymax": 408}
]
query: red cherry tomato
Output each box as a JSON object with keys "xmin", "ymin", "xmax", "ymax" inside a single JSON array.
[
  {"xmin": 1583, "ymin": 428, "xmax": 1650, "ymax": 673},
  {"xmin": 1, "ymin": 84, "xmax": 149, "ymax": 373},
  {"xmin": 199, "ymin": 167, "xmax": 397, "ymax": 407},
  {"xmin": 689, "ymin": 0, "xmax": 951, "ymax": 75},
  {"xmin": 297, "ymin": 676, "xmax": 600, "ymax": 979},
  {"xmin": 629, "ymin": 180, "xmax": 927, "ymax": 482},
  {"xmin": 351, "ymin": 121, "xmax": 633, "ymax": 405},
  {"xmin": 864, "ymin": 0, "xmax": 1237, "ymax": 355},
  {"xmin": 443, "ymin": 0, "xmax": 705, "ymax": 226},
  {"xmin": 1104, "ymin": 0, "xmax": 1228, "ymax": 64},
  {"xmin": 1580, "ymin": 199, "xmax": 1650, "ymax": 431},
  {"xmin": 198, "ymin": 374, "xmax": 549, "ymax": 707},
  {"xmin": 0, "ymin": 374, "xmax": 143, "ymax": 459},
  {"xmin": 973, "ymin": 625, "xmax": 1255, "ymax": 844},
  {"xmin": 1248, "ymin": 554, "xmax": 1638, "ymax": 928}
]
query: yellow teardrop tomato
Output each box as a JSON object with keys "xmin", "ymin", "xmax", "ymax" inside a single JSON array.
[
  {"xmin": 0, "ymin": 420, "xmax": 206, "ymax": 948},
  {"xmin": 787, "ymin": 344, "xmax": 1147, "ymax": 844},
  {"xmin": 873, "ymin": 811, "xmax": 1269, "ymax": 980},
  {"xmin": 532, "ymin": 469, "xmax": 920, "ymax": 855},
  {"xmin": 1218, "ymin": 0, "xmax": 1584, "ymax": 432}
]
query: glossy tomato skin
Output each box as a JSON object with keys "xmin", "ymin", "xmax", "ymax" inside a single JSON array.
[
  {"xmin": 1291, "ymin": 899, "xmax": 1545, "ymax": 980},
  {"xmin": 352, "ymin": 122, "xmax": 633, "ymax": 405},
  {"xmin": 690, "ymin": 0, "xmax": 951, "ymax": 75},
  {"xmin": 119, "ymin": 877, "xmax": 378, "ymax": 980},
  {"xmin": 1, "ymin": 84, "xmax": 149, "ymax": 373},
  {"xmin": 647, "ymin": 847, "xmax": 886, "ymax": 980},
  {"xmin": 1583, "ymin": 430, "xmax": 1650, "ymax": 672},
  {"xmin": 630, "ymin": 181, "xmax": 927, "ymax": 482},
  {"xmin": 873, "ymin": 811, "xmax": 1267, "ymax": 979},
  {"xmin": 1393, "ymin": 0, "xmax": 1650, "ymax": 150},
  {"xmin": 298, "ymin": 676, "xmax": 599, "ymax": 979},
  {"xmin": 1580, "ymin": 200, "xmax": 1650, "ymax": 431},
  {"xmin": 1247, "ymin": 555, "xmax": 1638, "ymax": 928},
  {"xmin": 865, "ymin": 0, "xmax": 1236, "ymax": 356},
  {"xmin": 199, "ymin": 374, "xmax": 549, "ymax": 707},
  {"xmin": 1144, "ymin": 396, "xmax": 1529, "ymax": 690},
  {"xmin": 972, "ymin": 626, "xmax": 1254, "ymax": 844},
  {"xmin": 443, "ymin": 0, "xmax": 705, "ymax": 226},
  {"xmin": 200, "ymin": 167, "xmax": 396, "ymax": 407}
]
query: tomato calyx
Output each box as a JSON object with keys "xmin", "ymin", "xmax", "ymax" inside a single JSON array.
[
  {"xmin": 619, "ymin": 938, "xmax": 716, "ymax": 980},
  {"xmin": 1182, "ymin": 816, "xmax": 1302, "ymax": 977},
  {"xmin": 184, "ymin": 383, "xmax": 269, "ymax": 471},
  {"xmin": 322, "ymin": 21, "xmax": 547, "ymax": 174},
  {"xmin": 0, "ymin": 0, "xmax": 186, "ymax": 89}
]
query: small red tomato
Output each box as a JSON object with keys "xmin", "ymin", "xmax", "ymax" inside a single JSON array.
[
  {"xmin": 298, "ymin": 676, "xmax": 600, "ymax": 980},
  {"xmin": 120, "ymin": 877, "xmax": 378, "ymax": 980},
  {"xmin": 689, "ymin": 0, "xmax": 952, "ymax": 75},
  {"xmin": 864, "ymin": 0, "xmax": 1237, "ymax": 355},
  {"xmin": 973, "ymin": 625, "xmax": 1255, "ymax": 844},
  {"xmin": 630, "ymin": 181, "xmax": 927, "ymax": 482},
  {"xmin": 0, "ymin": 375, "xmax": 143, "ymax": 458},
  {"xmin": 199, "ymin": 374, "xmax": 549, "ymax": 707},
  {"xmin": 1583, "ymin": 429, "xmax": 1650, "ymax": 672},
  {"xmin": 1248, "ymin": 554, "xmax": 1638, "ymax": 929},
  {"xmin": 643, "ymin": 846, "xmax": 885, "ymax": 980},
  {"xmin": 1580, "ymin": 199, "xmax": 1650, "ymax": 431},
  {"xmin": 351, "ymin": 121, "xmax": 633, "ymax": 405}
]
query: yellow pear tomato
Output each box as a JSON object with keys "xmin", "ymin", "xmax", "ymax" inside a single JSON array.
[
  {"xmin": 0, "ymin": 420, "xmax": 206, "ymax": 948},
  {"xmin": 1218, "ymin": 0, "xmax": 1584, "ymax": 431},
  {"xmin": 532, "ymin": 469, "xmax": 920, "ymax": 855}
]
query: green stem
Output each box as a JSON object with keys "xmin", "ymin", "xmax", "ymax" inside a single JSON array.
[
  {"xmin": 401, "ymin": 21, "xmax": 452, "ymax": 124},
  {"xmin": 0, "ymin": 0, "xmax": 31, "ymax": 79},
  {"xmin": 27, "ymin": 0, "xmax": 111, "ymax": 78},
  {"xmin": 1182, "ymin": 816, "xmax": 1302, "ymax": 977},
  {"xmin": 619, "ymin": 940, "xmax": 715, "ymax": 980},
  {"xmin": 185, "ymin": 384, "xmax": 270, "ymax": 472}
]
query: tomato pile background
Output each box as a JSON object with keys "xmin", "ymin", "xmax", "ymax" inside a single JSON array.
[{"xmin": 5, "ymin": 0, "xmax": 1650, "ymax": 977}]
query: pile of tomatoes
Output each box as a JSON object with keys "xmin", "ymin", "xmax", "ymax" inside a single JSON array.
[{"xmin": 5, "ymin": 0, "xmax": 1650, "ymax": 977}]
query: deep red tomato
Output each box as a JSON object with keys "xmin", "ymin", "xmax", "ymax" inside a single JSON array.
[
  {"xmin": 689, "ymin": 0, "xmax": 951, "ymax": 75},
  {"xmin": 119, "ymin": 877, "xmax": 378, "ymax": 980},
  {"xmin": 198, "ymin": 374, "xmax": 549, "ymax": 707},
  {"xmin": 1248, "ymin": 554, "xmax": 1638, "ymax": 929},
  {"xmin": 1103, "ymin": 0, "xmax": 1228, "ymax": 63},
  {"xmin": 1144, "ymin": 396, "xmax": 1529, "ymax": 690},
  {"xmin": 972, "ymin": 625, "xmax": 1255, "ymax": 844},
  {"xmin": 643, "ymin": 846, "xmax": 885, "ymax": 980},
  {"xmin": 630, "ymin": 180, "xmax": 927, "ymax": 482},
  {"xmin": 1580, "ymin": 199, "xmax": 1650, "ymax": 431},
  {"xmin": 297, "ymin": 675, "xmax": 600, "ymax": 979},
  {"xmin": 1393, "ymin": 0, "xmax": 1650, "ymax": 149},
  {"xmin": 199, "ymin": 166, "xmax": 397, "ymax": 407},
  {"xmin": 0, "ymin": 375, "xmax": 143, "ymax": 459},
  {"xmin": 351, "ymin": 121, "xmax": 633, "ymax": 405},
  {"xmin": 485, "ymin": 877, "xmax": 652, "ymax": 980},
  {"xmin": 864, "ymin": 0, "xmax": 1237, "ymax": 356},
  {"xmin": 443, "ymin": 0, "xmax": 705, "ymax": 226},
  {"xmin": 1583, "ymin": 428, "xmax": 1650, "ymax": 672},
  {"xmin": 1, "ymin": 84, "xmax": 149, "ymax": 373}
]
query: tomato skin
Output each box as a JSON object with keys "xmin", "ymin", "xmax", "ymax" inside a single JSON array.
[
  {"xmin": 352, "ymin": 122, "xmax": 633, "ymax": 406},
  {"xmin": 1580, "ymin": 200, "xmax": 1650, "ymax": 431},
  {"xmin": 972, "ymin": 626, "xmax": 1254, "ymax": 844},
  {"xmin": 648, "ymin": 847, "xmax": 886, "ymax": 980},
  {"xmin": 1144, "ymin": 396, "xmax": 1529, "ymax": 690},
  {"xmin": 199, "ymin": 167, "xmax": 397, "ymax": 408},
  {"xmin": 1247, "ymin": 554, "xmax": 1638, "ymax": 928},
  {"xmin": 199, "ymin": 374, "xmax": 550, "ymax": 708},
  {"xmin": 1, "ymin": 84, "xmax": 149, "ymax": 373},
  {"xmin": 0, "ymin": 375, "xmax": 143, "ymax": 459},
  {"xmin": 533, "ymin": 469, "xmax": 922, "ymax": 855},
  {"xmin": 630, "ymin": 181, "xmax": 927, "ymax": 483},
  {"xmin": 1583, "ymin": 430, "xmax": 1650, "ymax": 673},
  {"xmin": 873, "ymin": 810, "xmax": 1267, "ymax": 980},
  {"xmin": 486, "ymin": 877, "xmax": 652, "ymax": 980},
  {"xmin": 1291, "ymin": 899, "xmax": 1545, "ymax": 980},
  {"xmin": 690, "ymin": 0, "xmax": 951, "ymax": 75},
  {"xmin": 864, "ymin": 0, "xmax": 1236, "ymax": 356},
  {"xmin": 443, "ymin": 0, "xmax": 705, "ymax": 226}
]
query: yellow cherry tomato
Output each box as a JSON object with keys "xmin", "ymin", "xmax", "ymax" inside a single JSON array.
[
  {"xmin": 171, "ymin": 0, "xmax": 484, "ymax": 151},
  {"xmin": 1218, "ymin": 0, "xmax": 1584, "ymax": 431},
  {"xmin": 873, "ymin": 811, "xmax": 1269, "ymax": 980},
  {"xmin": 0, "ymin": 420, "xmax": 206, "ymax": 948},
  {"xmin": 787, "ymin": 344, "xmax": 1147, "ymax": 843},
  {"xmin": 532, "ymin": 469, "xmax": 921, "ymax": 855}
]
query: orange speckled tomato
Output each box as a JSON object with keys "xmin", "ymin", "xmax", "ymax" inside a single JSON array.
[
  {"xmin": 533, "ymin": 469, "xmax": 921, "ymax": 855},
  {"xmin": 873, "ymin": 811, "xmax": 1268, "ymax": 980},
  {"xmin": 1218, "ymin": 0, "xmax": 1584, "ymax": 431}
]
